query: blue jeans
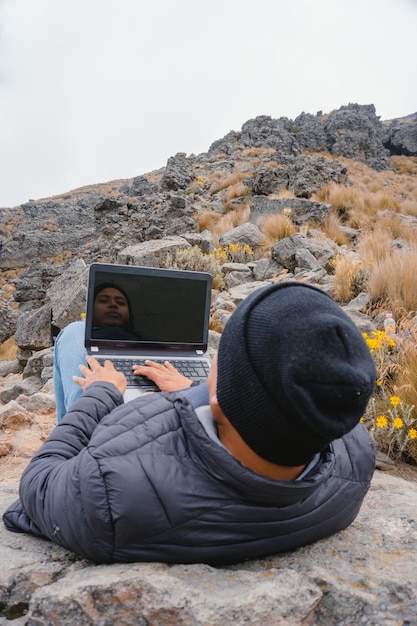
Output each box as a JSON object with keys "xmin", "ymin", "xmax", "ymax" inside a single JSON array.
[
  {"xmin": 53, "ymin": 321, "xmax": 87, "ymax": 423},
  {"xmin": 53, "ymin": 322, "xmax": 210, "ymax": 424}
]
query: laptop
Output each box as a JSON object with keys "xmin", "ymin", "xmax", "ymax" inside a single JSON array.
[{"xmin": 84, "ymin": 262, "xmax": 212, "ymax": 401}]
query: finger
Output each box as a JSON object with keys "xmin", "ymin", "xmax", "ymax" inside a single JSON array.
[
  {"xmin": 102, "ymin": 359, "xmax": 117, "ymax": 370},
  {"xmin": 73, "ymin": 375, "xmax": 87, "ymax": 388},
  {"xmin": 163, "ymin": 361, "xmax": 178, "ymax": 372},
  {"xmin": 86, "ymin": 355, "xmax": 100, "ymax": 370},
  {"xmin": 144, "ymin": 360, "xmax": 166, "ymax": 369}
]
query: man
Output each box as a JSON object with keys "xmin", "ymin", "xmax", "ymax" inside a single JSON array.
[{"xmin": 3, "ymin": 282, "xmax": 376, "ymax": 564}]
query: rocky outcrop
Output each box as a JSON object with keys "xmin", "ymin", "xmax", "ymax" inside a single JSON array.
[
  {"xmin": 244, "ymin": 154, "xmax": 350, "ymax": 199},
  {"xmin": 383, "ymin": 112, "xmax": 417, "ymax": 156},
  {"xmin": 209, "ymin": 103, "xmax": 410, "ymax": 172},
  {"xmin": 1, "ymin": 470, "xmax": 416, "ymax": 625},
  {"xmin": 1, "ymin": 103, "xmax": 416, "ymax": 359}
]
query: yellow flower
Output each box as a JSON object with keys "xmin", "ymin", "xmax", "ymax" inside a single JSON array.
[
  {"xmin": 393, "ymin": 417, "xmax": 404, "ymax": 429},
  {"xmin": 80, "ymin": 312, "xmax": 86, "ymax": 319},
  {"xmin": 376, "ymin": 415, "xmax": 388, "ymax": 428},
  {"xmin": 390, "ymin": 396, "xmax": 401, "ymax": 406},
  {"xmin": 409, "ymin": 428, "xmax": 417, "ymax": 440},
  {"xmin": 376, "ymin": 379, "xmax": 383, "ymax": 387}
]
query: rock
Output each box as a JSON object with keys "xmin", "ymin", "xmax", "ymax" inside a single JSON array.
[
  {"xmin": 0, "ymin": 400, "xmax": 32, "ymax": 429},
  {"xmin": 288, "ymin": 155, "xmax": 350, "ymax": 198},
  {"xmin": 0, "ymin": 199, "xmax": 96, "ymax": 272},
  {"xmin": 14, "ymin": 304, "xmax": 53, "ymax": 351},
  {"xmin": 221, "ymin": 263, "xmax": 254, "ymax": 289},
  {"xmin": 0, "ymin": 296, "xmax": 18, "ymax": 345},
  {"xmin": 48, "ymin": 259, "xmax": 89, "ymax": 330},
  {"xmin": 271, "ymin": 233, "xmax": 338, "ymax": 273},
  {"xmin": 117, "ymin": 236, "xmax": 191, "ymax": 266},
  {"xmin": 218, "ymin": 223, "xmax": 265, "ymax": 249},
  {"xmin": 127, "ymin": 174, "xmax": 157, "ymax": 197},
  {"xmin": 238, "ymin": 115, "xmax": 296, "ymax": 152},
  {"xmin": 383, "ymin": 112, "xmax": 417, "ymax": 156},
  {"xmin": 250, "ymin": 196, "xmax": 333, "ymax": 226},
  {"xmin": 0, "ymin": 361, "xmax": 22, "ymax": 377},
  {"xmin": 15, "ymin": 391, "xmax": 56, "ymax": 415},
  {"xmin": 183, "ymin": 230, "xmax": 215, "ymax": 255},
  {"xmin": 251, "ymin": 257, "xmax": 284, "ymax": 280},
  {"xmin": 323, "ymin": 103, "xmax": 393, "ymax": 171},
  {"xmin": 0, "ymin": 375, "xmax": 45, "ymax": 404},
  {"xmin": 22, "ymin": 348, "xmax": 53, "ymax": 380},
  {"xmin": 0, "ymin": 471, "xmax": 416, "ymax": 624},
  {"xmin": 161, "ymin": 152, "xmax": 195, "ymax": 190}
]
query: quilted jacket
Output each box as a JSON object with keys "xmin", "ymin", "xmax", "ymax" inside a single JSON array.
[{"xmin": 3, "ymin": 381, "xmax": 375, "ymax": 564}]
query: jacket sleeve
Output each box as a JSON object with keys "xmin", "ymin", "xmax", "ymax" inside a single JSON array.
[{"xmin": 2, "ymin": 382, "xmax": 123, "ymax": 538}]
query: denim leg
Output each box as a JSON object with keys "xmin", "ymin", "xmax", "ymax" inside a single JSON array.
[{"xmin": 53, "ymin": 321, "xmax": 87, "ymax": 423}]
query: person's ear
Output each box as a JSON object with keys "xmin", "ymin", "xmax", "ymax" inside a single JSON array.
[{"xmin": 210, "ymin": 392, "xmax": 220, "ymax": 410}]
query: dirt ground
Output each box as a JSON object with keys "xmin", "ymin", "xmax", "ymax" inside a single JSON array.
[{"xmin": 0, "ymin": 411, "xmax": 56, "ymax": 483}]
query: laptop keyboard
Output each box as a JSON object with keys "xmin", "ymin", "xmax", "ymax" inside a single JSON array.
[{"xmin": 96, "ymin": 358, "xmax": 210, "ymax": 388}]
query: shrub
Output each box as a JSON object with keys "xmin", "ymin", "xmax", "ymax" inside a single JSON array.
[
  {"xmin": 163, "ymin": 246, "xmax": 224, "ymax": 289},
  {"xmin": 362, "ymin": 393, "xmax": 416, "ymax": 461},
  {"xmin": 214, "ymin": 242, "xmax": 255, "ymax": 264},
  {"xmin": 362, "ymin": 329, "xmax": 417, "ymax": 463}
]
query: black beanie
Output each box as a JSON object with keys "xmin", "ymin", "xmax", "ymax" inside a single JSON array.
[{"xmin": 216, "ymin": 282, "xmax": 376, "ymax": 466}]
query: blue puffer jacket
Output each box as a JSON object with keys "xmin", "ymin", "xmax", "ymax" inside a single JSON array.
[{"xmin": 3, "ymin": 382, "xmax": 375, "ymax": 564}]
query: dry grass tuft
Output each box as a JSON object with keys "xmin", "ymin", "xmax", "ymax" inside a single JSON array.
[
  {"xmin": 332, "ymin": 255, "xmax": 368, "ymax": 302},
  {"xmin": 208, "ymin": 171, "xmax": 248, "ymax": 194},
  {"xmin": 323, "ymin": 212, "xmax": 349, "ymax": 246},
  {"xmin": 314, "ymin": 183, "xmax": 358, "ymax": 222},
  {"xmin": 197, "ymin": 206, "xmax": 250, "ymax": 246},
  {"xmin": 357, "ymin": 225, "xmax": 393, "ymax": 265},
  {"xmin": 367, "ymin": 247, "xmax": 417, "ymax": 316},
  {"xmin": 315, "ymin": 183, "xmax": 401, "ymax": 225},
  {"xmin": 257, "ymin": 212, "xmax": 297, "ymax": 250},
  {"xmin": 197, "ymin": 211, "xmax": 223, "ymax": 233},
  {"xmin": 401, "ymin": 200, "xmax": 417, "ymax": 216},
  {"xmin": 224, "ymin": 183, "xmax": 251, "ymax": 201},
  {"xmin": 241, "ymin": 147, "xmax": 276, "ymax": 158},
  {"xmin": 391, "ymin": 155, "xmax": 417, "ymax": 176}
]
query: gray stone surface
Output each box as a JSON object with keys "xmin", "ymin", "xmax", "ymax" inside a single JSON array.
[{"xmin": 1, "ymin": 471, "xmax": 416, "ymax": 625}]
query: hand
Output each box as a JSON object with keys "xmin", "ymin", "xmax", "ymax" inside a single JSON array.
[
  {"xmin": 132, "ymin": 360, "xmax": 192, "ymax": 392},
  {"xmin": 73, "ymin": 356, "xmax": 127, "ymax": 395}
]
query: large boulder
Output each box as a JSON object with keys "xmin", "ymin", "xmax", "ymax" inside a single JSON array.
[{"xmin": 0, "ymin": 471, "xmax": 416, "ymax": 624}]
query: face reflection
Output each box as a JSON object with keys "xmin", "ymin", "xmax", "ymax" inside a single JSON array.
[{"xmin": 93, "ymin": 287, "xmax": 130, "ymax": 328}]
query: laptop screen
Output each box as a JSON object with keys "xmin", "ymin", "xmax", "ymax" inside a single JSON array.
[{"xmin": 84, "ymin": 263, "xmax": 212, "ymax": 353}]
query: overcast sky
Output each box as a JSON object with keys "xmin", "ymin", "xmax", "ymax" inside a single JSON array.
[{"xmin": 1, "ymin": 0, "xmax": 416, "ymax": 208}]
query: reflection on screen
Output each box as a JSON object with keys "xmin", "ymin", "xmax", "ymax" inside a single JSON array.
[{"xmin": 88, "ymin": 271, "xmax": 209, "ymax": 344}]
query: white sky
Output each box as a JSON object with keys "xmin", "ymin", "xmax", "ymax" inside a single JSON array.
[{"xmin": 1, "ymin": 0, "xmax": 416, "ymax": 208}]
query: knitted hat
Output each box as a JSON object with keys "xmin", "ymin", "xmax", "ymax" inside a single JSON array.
[{"xmin": 216, "ymin": 282, "xmax": 375, "ymax": 466}]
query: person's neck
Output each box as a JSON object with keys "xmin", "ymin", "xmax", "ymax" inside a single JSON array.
[{"xmin": 216, "ymin": 421, "xmax": 305, "ymax": 481}]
